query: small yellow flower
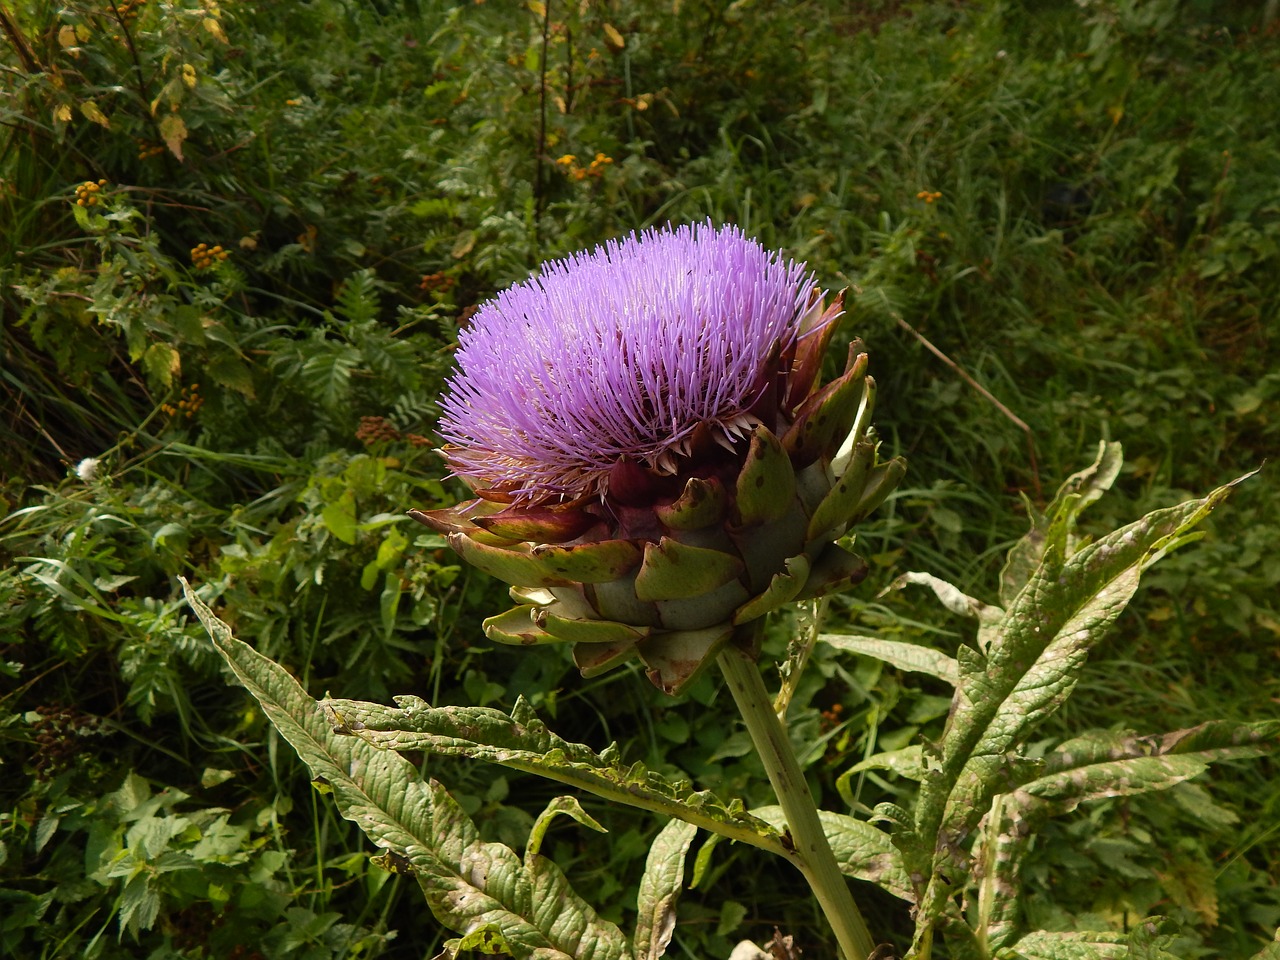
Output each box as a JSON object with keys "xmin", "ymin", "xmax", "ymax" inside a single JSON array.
[
  {"xmin": 556, "ymin": 154, "xmax": 577, "ymax": 166},
  {"xmin": 916, "ymin": 190, "xmax": 942, "ymax": 204},
  {"xmin": 73, "ymin": 180, "xmax": 106, "ymax": 206},
  {"xmin": 190, "ymin": 242, "xmax": 229, "ymax": 270}
]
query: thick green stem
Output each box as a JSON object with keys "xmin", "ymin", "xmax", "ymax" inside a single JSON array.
[{"xmin": 717, "ymin": 642, "xmax": 878, "ymax": 960}]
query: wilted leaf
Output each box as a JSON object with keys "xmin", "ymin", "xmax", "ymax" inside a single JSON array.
[
  {"xmin": 602, "ymin": 23, "xmax": 626, "ymax": 52},
  {"xmin": 451, "ymin": 229, "xmax": 477, "ymax": 259},
  {"xmin": 80, "ymin": 100, "xmax": 110, "ymax": 127},
  {"xmin": 142, "ymin": 342, "xmax": 180, "ymax": 388},
  {"xmin": 526, "ymin": 797, "xmax": 606, "ymax": 860},
  {"xmin": 159, "ymin": 113, "xmax": 188, "ymax": 161},
  {"xmin": 820, "ymin": 633, "xmax": 958, "ymax": 685},
  {"xmin": 203, "ymin": 17, "xmax": 228, "ymax": 43},
  {"xmin": 634, "ymin": 820, "xmax": 697, "ymax": 960},
  {"xmin": 442, "ymin": 925, "xmax": 514, "ymax": 958},
  {"xmin": 973, "ymin": 721, "xmax": 1277, "ymax": 951},
  {"xmin": 885, "ymin": 571, "xmax": 1003, "ymax": 624},
  {"xmin": 840, "ymin": 745, "xmax": 925, "ymax": 783}
]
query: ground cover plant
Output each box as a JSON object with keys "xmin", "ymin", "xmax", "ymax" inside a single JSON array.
[{"xmin": 2, "ymin": 1, "xmax": 1278, "ymax": 958}]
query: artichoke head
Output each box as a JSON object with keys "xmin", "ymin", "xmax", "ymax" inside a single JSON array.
[{"xmin": 413, "ymin": 293, "xmax": 906, "ymax": 695}]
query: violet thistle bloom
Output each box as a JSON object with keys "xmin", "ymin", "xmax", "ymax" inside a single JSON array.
[
  {"xmin": 414, "ymin": 222, "xmax": 904, "ymax": 693},
  {"xmin": 438, "ymin": 223, "xmax": 817, "ymax": 503}
]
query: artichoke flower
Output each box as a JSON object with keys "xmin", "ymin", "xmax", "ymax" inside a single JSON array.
[{"xmin": 412, "ymin": 223, "xmax": 904, "ymax": 694}]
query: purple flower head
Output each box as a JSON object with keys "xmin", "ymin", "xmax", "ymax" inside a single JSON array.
[{"xmin": 438, "ymin": 222, "xmax": 822, "ymax": 503}]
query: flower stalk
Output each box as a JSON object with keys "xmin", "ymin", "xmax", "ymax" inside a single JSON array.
[{"xmin": 718, "ymin": 631, "xmax": 878, "ymax": 960}]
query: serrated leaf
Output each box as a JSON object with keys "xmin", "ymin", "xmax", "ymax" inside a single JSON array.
[
  {"xmin": 118, "ymin": 873, "xmax": 162, "ymax": 938},
  {"xmin": 317, "ymin": 693, "xmax": 790, "ymax": 861},
  {"xmin": 182, "ymin": 580, "xmax": 633, "ymax": 960},
  {"xmin": 206, "ymin": 351, "xmax": 255, "ymax": 397},
  {"xmin": 1031, "ymin": 720, "xmax": 1280, "ymax": 813},
  {"xmin": 938, "ymin": 474, "xmax": 1251, "ymax": 820},
  {"xmin": 999, "ymin": 441, "xmax": 1122, "ymax": 607},
  {"xmin": 634, "ymin": 820, "xmax": 697, "ymax": 960},
  {"xmin": 819, "ymin": 633, "xmax": 958, "ymax": 685},
  {"xmin": 911, "ymin": 464, "xmax": 1253, "ymax": 925}
]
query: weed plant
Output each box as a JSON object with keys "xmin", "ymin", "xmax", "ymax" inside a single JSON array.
[{"xmin": 2, "ymin": 1, "xmax": 1277, "ymax": 957}]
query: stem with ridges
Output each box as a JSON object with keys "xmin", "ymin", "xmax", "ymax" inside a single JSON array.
[{"xmin": 718, "ymin": 638, "xmax": 878, "ymax": 960}]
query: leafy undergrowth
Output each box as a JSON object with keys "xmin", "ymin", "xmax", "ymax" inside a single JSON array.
[{"xmin": 2, "ymin": 1, "xmax": 1277, "ymax": 958}]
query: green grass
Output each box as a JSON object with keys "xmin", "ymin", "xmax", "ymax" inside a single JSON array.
[{"xmin": 2, "ymin": 0, "xmax": 1278, "ymax": 957}]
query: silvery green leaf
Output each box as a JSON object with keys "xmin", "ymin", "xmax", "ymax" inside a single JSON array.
[
  {"xmin": 320, "ymin": 692, "xmax": 790, "ymax": 861},
  {"xmin": 753, "ymin": 806, "xmax": 913, "ymax": 901},
  {"xmin": 884, "ymin": 571, "xmax": 1004, "ymax": 623},
  {"xmin": 997, "ymin": 916, "xmax": 1182, "ymax": 960},
  {"xmin": 884, "ymin": 570, "xmax": 1004, "ymax": 651},
  {"xmin": 909, "ymin": 465, "xmax": 1253, "ymax": 931},
  {"xmin": 1029, "ymin": 720, "xmax": 1280, "ymax": 813},
  {"xmin": 526, "ymin": 797, "xmax": 606, "ymax": 860},
  {"xmin": 634, "ymin": 820, "xmax": 697, "ymax": 960},
  {"xmin": 1247, "ymin": 939, "xmax": 1280, "ymax": 960},
  {"xmin": 183, "ymin": 580, "xmax": 632, "ymax": 960},
  {"xmin": 819, "ymin": 633, "xmax": 959, "ymax": 685},
  {"xmin": 995, "ymin": 930, "xmax": 1126, "ymax": 959},
  {"xmin": 930, "ymin": 472, "xmax": 1251, "ymax": 832},
  {"xmin": 998, "ymin": 441, "xmax": 1123, "ymax": 608},
  {"xmin": 972, "ymin": 721, "xmax": 1278, "ymax": 952},
  {"xmin": 841, "ymin": 745, "xmax": 926, "ymax": 782}
]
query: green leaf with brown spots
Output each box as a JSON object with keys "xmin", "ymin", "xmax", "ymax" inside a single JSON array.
[{"xmin": 182, "ymin": 579, "xmax": 632, "ymax": 960}]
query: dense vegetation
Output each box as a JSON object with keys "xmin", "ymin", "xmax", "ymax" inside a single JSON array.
[{"xmin": 2, "ymin": 1, "xmax": 1277, "ymax": 957}]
